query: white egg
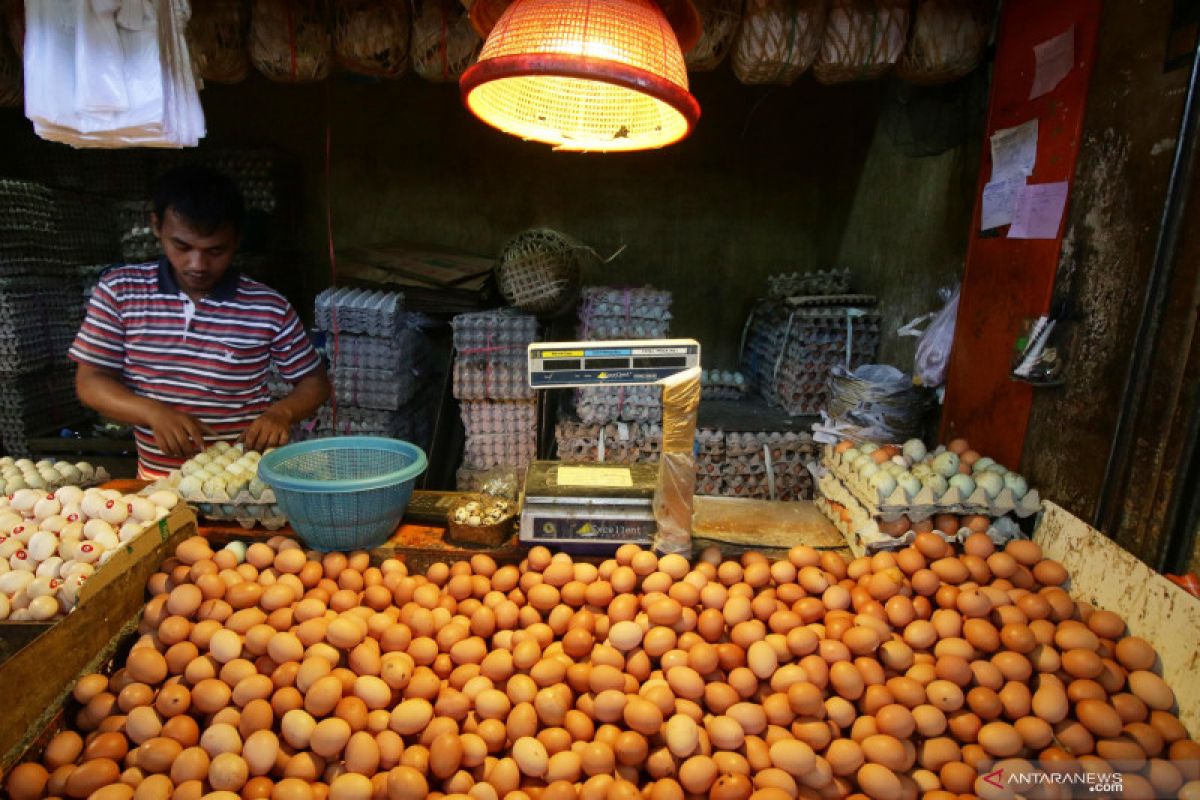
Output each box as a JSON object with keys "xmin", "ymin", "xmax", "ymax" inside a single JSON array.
[
  {"xmin": 127, "ymin": 497, "xmax": 156, "ymax": 522},
  {"xmin": 5, "ymin": 477, "xmax": 26, "ymax": 492},
  {"xmin": 58, "ymin": 574, "xmax": 86, "ymax": 609},
  {"xmin": 860, "ymin": 443, "xmax": 878, "ymax": 454},
  {"xmin": 14, "ymin": 459, "xmax": 33, "ymax": 471},
  {"xmin": 60, "ymin": 503, "xmax": 82, "ymax": 523},
  {"xmin": 202, "ymin": 476, "xmax": 228, "ymax": 498},
  {"xmin": 75, "ymin": 462, "xmax": 95, "ymax": 480},
  {"xmin": 80, "ymin": 492, "xmax": 107, "ymax": 519},
  {"xmin": 10, "ymin": 489, "xmax": 41, "ymax": 513},
  {"xmin": 8, "ymin": 608, "xmax": 29, "ymax": 621},
  {"xmin": 59, "ymin": 521, "xmax": 83, "ymax": 540},
  {"xmin": 39, "ymin": 515, "xmax": 67, "ymax": 534},
  {"xmin": 949, "ymin": 473, "xmax": 977, "ymax": 496},
  {"xmin": 27, "ymin": 575, "xmax": 60, "ymax": 598},
  {"xmin": 247, "ymin": 479, "xmax": 268, "ymax": 500},
  {"xmin": 23, "ymin": 475, "xmax": 46, "ymax": 490},
  {"xmin": 193, "ymin": 453, "xmax": 213, "ymax": 466},
  {"xmin": 180, "ymin": 460, "xmax": 201, "ymax": 477},
  {"xmin": 55, "ymin": 486, "xmax": 84, "ymax": 506},
  {"xmin": 36, "ymin": 556, "xmax": 64, "ymax": 578},
  {"xmin": 0, "ymin": 569, "xmax": 34, "ymax": 594},
  {"xmin": 976, "ymin": 471, "xmax": 1004, "ymax": 499},
  {"xmin": 852, "ymin": 454, "xmax": 873, "ymax": 472},
  {"xmin": 57, "ymin": 537, "xmax": 81, "ymax": 558},
  {"xmin": 100, "ymin": 489, "xmax": 121, "ymax": 501},
  {"xmin": 225, "ymin": 463, "xmax": 247, "ymax": 478},
  {"xmin": 10, "ymin": 590, "xmax": 30, "ymax": 611},
  {"xmin": 902, "ymin": 439, "xmax": 927, "ymax": 463},
  {"xmin": 147, "ymin": 490, "xmax": 179, "ymax": 510},
  {"xmin": 33, "ymin": 495, "xmax": 61, "ymax": 521},
  {"xmin": 0, "ymin": 593, "xmax": 9, "ymax": 620},
  {"xmin": 226, "ymin": 477, "xmax": 249, "ymax": 498},
  {"xmin": 71, "ymin": 541, "xmax": 104, "ymax": 564},
  {"xmin": 34, "ymin": 460, "xmax": 53, "ymax": 471},
  {"xmin": 0, "ymin": 457, "xmax": 12, "ymax": 468},
  {"xmin": 118, "ymin": 521, "xmax": 145, "ymax": 544},
  {"xmin": 224, "ymin": 541, "xmax": 248, "ymax": 563},
  {"xmin": 27, "ymin": 594, "xmax": 59, "ymax": 620},
  {"xmin": 213, "ymin": 441, "xmax": 232, "ymax": 454},
  {"xmin": 0, "ymin": 511, "xmax": 24, "ymax": 533},
  {"xmin": 932, "ymin": 451, "xmax": 960, "ymax": 478},
  {"xmin": 10, "ymin": 523, "xmax": 34, "ymax": 544},
  {"xmin": 27, "ymin": 530, "xmax": 59, "ymax": 562},
  {"xmin": 61, "ymin": 561, "xmax": 94, "ymax": 580},
  {"xmin": 83, "ymin": 519, "xmax": 116, "ymax": 541},
  {"xmin": 9, "ymin": 549, "xmax": 34, "ymax": 572},
  {"xmin": 92, "ymin": 529, "xmax": 119, "ymax": 550}
]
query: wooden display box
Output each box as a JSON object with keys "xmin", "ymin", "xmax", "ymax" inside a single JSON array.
[{"xmin": 0, "ymin": 502, "xmax": 196, "ymax": 766}]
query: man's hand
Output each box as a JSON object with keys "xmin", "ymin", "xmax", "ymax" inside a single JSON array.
[
  {"xmin": 241, "ymin": 407, "xmax": 292, "ymax": 452},
  {"xmin": 146, "ymin": 405, "xmax": 213, "ymax": 458}
]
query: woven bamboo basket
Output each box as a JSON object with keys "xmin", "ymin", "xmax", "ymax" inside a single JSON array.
[
  {"xmin": 686, "ymin": 0, "xmax": 744, "ymax": 72},
  {"xmin": 731, "ymin": 0, "xmax": 830, "ymax": 86},
  {"xmin": 188, "ymin": 0, "xmax": 250, "ymax": 84},
  {"xmin": 412, "ymin": 0, "xmax": 481, "ymax": 82},
  {"xmin": 812, "ymin": 0, "xmax": 910, "ymax": 84},
  {"xmin": 334, "ymin": 0, "xmax": 410, "ymax": 78},
  {"xmin": 896, "ymin": 0, "xmax": 993, "ymax": 85},
  {"xmin": 496, "ymin": 229, "xmax": 594, "ymax": 316},
  {"xmin": 446, "ymin": 493, "xmax": 516, "ymax": 547},
  {"xmin": 250, "ymin": 0, "xmax": 331, "ymax": 83}
]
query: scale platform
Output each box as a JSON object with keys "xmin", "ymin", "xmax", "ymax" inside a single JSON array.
[{"xmin": 520, "ymin": 461, "xmax": 659, "ymax": 552}]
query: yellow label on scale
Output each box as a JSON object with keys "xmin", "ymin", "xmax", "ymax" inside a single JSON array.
[{"xmin": 557, "ymin": 466, "xmax": 634, "ymax": 488}]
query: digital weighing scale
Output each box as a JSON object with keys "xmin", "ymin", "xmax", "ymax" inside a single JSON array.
[{"xmin": 521, "ymin": 339, "xmax": 701, "ymax": 553}]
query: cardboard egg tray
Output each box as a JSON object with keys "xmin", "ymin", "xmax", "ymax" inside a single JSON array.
[
  {"xmin": 452, "ymin": 310, "xmax": 538, "ymax": 352},
  {"xmin": 815, "ymin": 468, "xmax": 1024, "ymax": 557},
  {"xmin": 767, "ymin": 268, "xmax": 852, "ymax": 298},
  {"xmin": 158, "ymin": 474, "xmax": 288, "ymax": 531},
  {"xmin": 314, "ymin": 288, "xmax": 405, "ymax": 336},
  {"xmin": 819, "ymin": 445, "xmax": 1042, "ymax": 521}
]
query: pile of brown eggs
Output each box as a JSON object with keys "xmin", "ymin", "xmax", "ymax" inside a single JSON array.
[{"xmin": 5, "ymin": 532, "xmax": 1199, "ymax": 800}]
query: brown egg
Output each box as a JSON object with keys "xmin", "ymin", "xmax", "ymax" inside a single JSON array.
[
  {"xmin": 857, "ymin": 763, "xmax": 903, "ymax": 799},
  {"xmin": 1077, "ymin": 699, "xmax": 1124, "ymax": 738},
  {"xmin": 6, "ymin": 763, "xmax": 50, "ymax": 800},
  {"xmin": 83, "ymin": 731, "xmax": 129, "ymax": 762},
  {"xmin": 44, "ymin": 730, "xmax": 85, "ymax": 769},
  {"xmin": 169, "ymin": 747, "xmax": 210, "ymax": 784},
  {"xmin": 65, "ymin": 757, "xmax": 121, "ymax": 798},
  {"xmin": 125, "ymin": 650, "xmax": 168, "ymax": 686},
  {"xmin": 1129, "ymin": 670, "xmax": 1176, "ymax": 711}
]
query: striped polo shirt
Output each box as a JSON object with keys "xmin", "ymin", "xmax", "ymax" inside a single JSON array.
[{"xmin": 69, "ymin": 261, "xmax": 321, "ymax": 477}]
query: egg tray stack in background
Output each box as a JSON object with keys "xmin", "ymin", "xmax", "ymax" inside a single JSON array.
[
  {"xmin": 452, "ymin": 309, "xmax": 540, "ymax": 490},
  {"xmin": 305, "ymin": 288, "xmax": 436, "ymax": 450},
  {"xmin": 0, "ymin": 180, "xmax": 119, "ymax": 456},
  {"xmin": 741, "ymin": 269, "xmax": 882, "ymax": 416},
  {"xmin": 815, "ymin": 440, "xmax": 1042, "ymax": 556},
  {"xmin": 700, "ymin": 369, "xmax": 750, "ymax": 400},
  {"xmin": 554, "ymin": 420, "xmax": 664, "ymax": 465}
]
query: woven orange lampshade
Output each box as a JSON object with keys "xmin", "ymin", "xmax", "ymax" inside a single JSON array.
[{"xmin": 459, "ymin": 0, "xmax": 701, "ymax": 152}]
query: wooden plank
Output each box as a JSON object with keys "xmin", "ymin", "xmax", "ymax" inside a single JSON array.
[
  {"xmin": 0, "ymin": 504, "xmax": 197, "ymax": 767},
  {"xmin": 1034, "ymin": 502, "xmax": 1200, "ymax": 734},
  {"xmin": 940, "ymin": 0, "xmax": 1102, "ymax": 466}
]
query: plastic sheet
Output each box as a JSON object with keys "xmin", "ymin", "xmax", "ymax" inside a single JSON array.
[
  {"xmin": 818, "ymin": 364, "xmax": 930, "ymax": 443},
  {"xmin": 653, "ymin": 366, "xmax": 700, "ymax": 555},
  {"xmin": 913, "ymin": 285, "xmax": 959, "ymax": 387}
]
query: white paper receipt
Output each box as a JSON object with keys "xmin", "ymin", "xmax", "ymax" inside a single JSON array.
[{"xmin": 558, "ymin": 466, "xmax": 634, "ymax": 488}]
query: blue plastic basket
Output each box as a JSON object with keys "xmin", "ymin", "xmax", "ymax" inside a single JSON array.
[{"xmin": 257, "ymin": 437, "xmax": 427, "ymax": 552}]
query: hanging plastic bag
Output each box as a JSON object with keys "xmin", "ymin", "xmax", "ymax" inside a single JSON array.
[{"xmin": 904, "ymin": 284, "xmax": 960, "ymax": 388}]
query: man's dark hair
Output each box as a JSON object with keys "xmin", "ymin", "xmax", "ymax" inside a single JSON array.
[{"xmin": 152, "ymin": 165, "xmax": 245, "ymax": 235}]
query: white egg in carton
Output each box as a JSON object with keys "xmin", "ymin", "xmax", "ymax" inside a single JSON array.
[
  {"xmin": 815, "ymin": 468, "xmax": 1022, "ymax": 557},
  {"xmin": 0, "ymin": 485, "xmax": 180, "ymax": 621},
  {"xmin": 154, "ymin": 441, "xmax": 287, "ymax": 531},
  {"xmin": 0, "ymin": 457, "xmax": 109, "ymax": 495},
  {"xmin": 821, "ymin": 443, "xmax": 1042, "ymax": 520}
]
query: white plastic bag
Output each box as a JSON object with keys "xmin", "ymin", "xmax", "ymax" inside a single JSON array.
[{"xmin": 913, "ymin": 285, "xmax": 959, "ymax": 387}]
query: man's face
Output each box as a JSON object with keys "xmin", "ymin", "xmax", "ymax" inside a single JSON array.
[{"xmin": 152, "ymin": 208, "xmax": 239, "ymax": 297}]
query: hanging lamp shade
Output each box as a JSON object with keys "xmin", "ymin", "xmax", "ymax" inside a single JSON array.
[{"xmin": 459, "ymin": 0, "xmax": 701, "ymax": 152}]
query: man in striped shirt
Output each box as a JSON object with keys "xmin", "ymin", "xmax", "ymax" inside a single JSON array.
[{"xmin": 70, "ymin": 166, "xmax": 330, "ymax": 478}]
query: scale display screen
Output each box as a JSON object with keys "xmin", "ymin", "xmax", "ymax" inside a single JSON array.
[{"xmin": 528, "ymin": 339, "xmax": 701, "ymax": 387}]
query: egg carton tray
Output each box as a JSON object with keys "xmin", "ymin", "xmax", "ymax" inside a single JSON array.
[
  {"xmin": 818, "ymin": 448, "xmax": 1042, "ymax": 520},
  {"xmin": 156, "ymin": 474, "xmax": 288, "ymax": 530},
  {"xmin": 783, "ymin": 294, "xmax": 879, "ymax": 308}
]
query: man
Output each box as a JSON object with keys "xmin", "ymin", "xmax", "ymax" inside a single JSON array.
[{"xmin": 71, "ymin": 166, "xmax": 330, "ymax": 478}]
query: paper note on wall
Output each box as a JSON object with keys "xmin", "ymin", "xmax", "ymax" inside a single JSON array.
[
  {"xmin": 990, "ymin": 119, "xmax": 1038, "ymax": 182},
  {"xmin": 1008, "ymin": 181, "xmax": 1070, "ymax": 240},
  {"xmin": 981, "ymin": 177, "xmax": 1025, "ymax": 230},
  {"xmin": 1030, "ymin": 25, "xmax": 1075, "ymax": 99}
]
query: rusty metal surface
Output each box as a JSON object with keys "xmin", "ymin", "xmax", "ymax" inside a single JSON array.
[{"xmin": 1035, "ymin": 501, "xmax": 1200, "ymax": 735}]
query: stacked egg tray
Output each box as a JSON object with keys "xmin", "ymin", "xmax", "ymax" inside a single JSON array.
[
  {"xmin": 160, "ymin": 148, "xmax": 286, "ymax": 214},
  {"xmin": 743, "ymin": 299, "xmax": 882, "ymax": 416},
  {"xmin": 0, "ymin": 180, "xmax": 120, "ymax": 276},
  {"xmin": 461, "ymin": 400, "xmax": 537, "ymax": 436},
  {"xmin": 154, "ymin": 478, "xmax": 286, "ymax": 531},
  {"xmin": 0, "ymin": 280, "xmax": 86, "ymax": 374},
  {"xmin": 575, "ymin": 385, "xmax": 662, "ymax": 424},
  {"xmin": 452, "ymin": 309, "xmax": 540, "ymax": 489},
  {"xmin": 554, "ymin": 420, "xmax": 663, "ymax": 465},
  {"xmin": 0, "ymin": 368, "xmax": 88, "ymax": 457},
  {"xmin": 0, "ymin": 457, "xmax": 110, "ymax": 494},
  {"xmin": 577, "ymin": 285, "xmax": 672, "ymax": 340},
  {"xmin": 718, "ymin": 430, "xmax": 819, "ymax": 501},
  {"xmin": 323, "ymin": 329, "xmax": 428, "ymax": 412},
  {"xmin": 766, "ymin": 268, "xmax": 852, "ymax": 298},
  {"xmin": 301, "ymin": 403, "xmax": 419, "ymax": 442},
  {"xmin": 820, "ymin": 444, "xmax": 1043, "ymax": 520},
  {"xmin": 700, "ymin": 370, "xmax": 749, "ymax": 401},
  {"xmin": 314, "ymin": 287, "xmax": 405, "ymax": 337}
]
